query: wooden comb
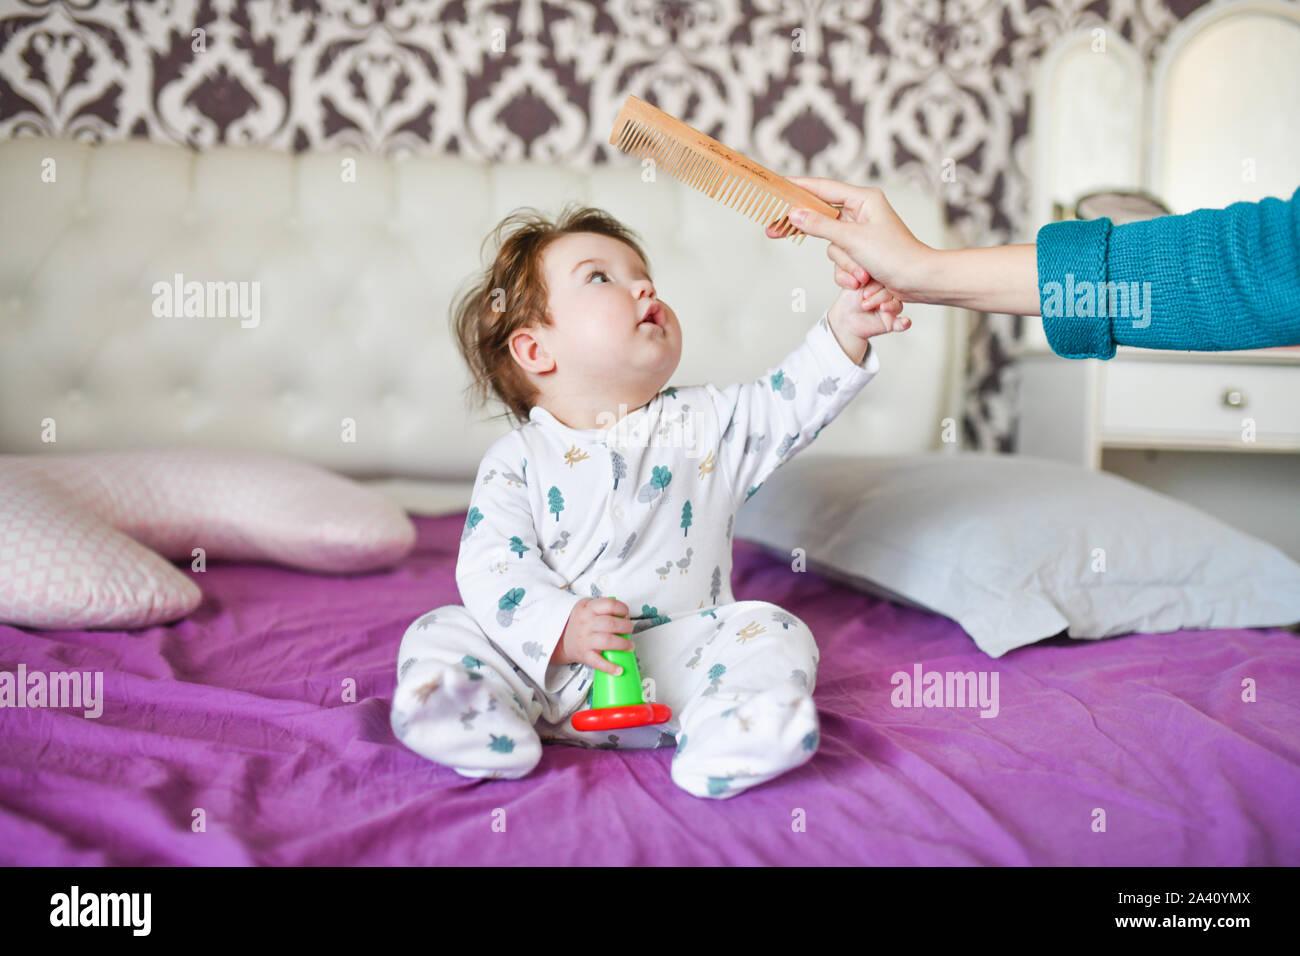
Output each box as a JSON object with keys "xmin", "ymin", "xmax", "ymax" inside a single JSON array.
[{"xmin": 608, "ymin": 94, "xmax": 840, "ymax": 243}]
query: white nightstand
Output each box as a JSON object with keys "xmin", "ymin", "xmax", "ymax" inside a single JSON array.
[{"xmin": 1014, "ymin": 341, "xmax": 1300, "ymax": 561}]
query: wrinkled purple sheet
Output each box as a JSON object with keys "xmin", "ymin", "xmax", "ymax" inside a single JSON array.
[{"xmin": 2, "ymin": 512, "xmax": 1297, "ymax": 865}]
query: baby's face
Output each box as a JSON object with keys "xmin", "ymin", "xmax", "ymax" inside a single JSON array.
[{"xmin": 535, "ymin": 232, "xmax": 681, "ymax": 399}]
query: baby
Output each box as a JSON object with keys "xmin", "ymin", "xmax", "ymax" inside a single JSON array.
[{"xmin": 390, "ymin": 203, "xmax": 908, "ymax": 799}]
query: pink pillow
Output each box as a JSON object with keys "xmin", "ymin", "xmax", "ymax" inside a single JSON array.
[
  {"xmin": 0, "ymin": 463, "xmax": 201, "ymax": 629},
  {"xmin": 0, "ymin": 449, "xmax": 417, "ymax": 630}
]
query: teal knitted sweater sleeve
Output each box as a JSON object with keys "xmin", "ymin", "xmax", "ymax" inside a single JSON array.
[{"xmin": 1035, "ymin": 186, "xmax": 1300, "ymax": 359}]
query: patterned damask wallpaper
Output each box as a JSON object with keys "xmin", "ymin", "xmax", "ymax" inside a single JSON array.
[{"xmin": 0, "ymin": 0, "xmax": 1217, "ymax": 449}]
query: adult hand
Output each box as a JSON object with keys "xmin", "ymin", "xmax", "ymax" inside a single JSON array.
[
  {"xmin": 766, "ymin": 177, "xmax": 933, "ymax": 301},
  {"xmin": 767, "ymin": 176, "xmax": 1042, "ymax": 316}
]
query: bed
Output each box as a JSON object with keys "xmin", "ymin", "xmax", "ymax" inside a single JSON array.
[
  {"xmin": 3, "ymin": 4, "xmax": 1298, "ymax": 863},
  {"xmin": 4, "ymin": 511, "xmax": 1297, "ymax": 865}
]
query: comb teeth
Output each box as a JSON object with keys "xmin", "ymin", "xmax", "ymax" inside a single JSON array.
[{"xmin": 612, "ymin": 113, "xmax": 807, "ymax": 244}]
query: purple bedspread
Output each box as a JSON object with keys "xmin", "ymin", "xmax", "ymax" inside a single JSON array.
[{"xmin": 2, "ymin": 513, "xmax": 1297, "ymax": 865}]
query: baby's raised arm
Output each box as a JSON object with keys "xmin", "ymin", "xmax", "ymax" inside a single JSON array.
[{"xmin": 703, "ymin": 294, "xmax": 898, "ymax": 509}]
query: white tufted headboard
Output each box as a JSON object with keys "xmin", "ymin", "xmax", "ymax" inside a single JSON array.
[{"xmin": 0, "ymin": 136, "xmax": 963, "ymax": 509}]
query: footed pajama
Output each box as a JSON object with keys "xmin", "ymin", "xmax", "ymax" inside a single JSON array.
[{"xmin": 391, "ymin": 310, "xmax": 879, "ymax": 798}]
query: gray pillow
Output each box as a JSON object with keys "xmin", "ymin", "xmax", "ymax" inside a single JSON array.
[{"xmin": 733, "ymin": 453, "xmax": 1300, "ymax": 657}]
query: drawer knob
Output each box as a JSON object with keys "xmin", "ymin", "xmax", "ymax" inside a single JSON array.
[{"xmin": 1222, "ymin": 388, "xmax": 1246, "ymax": 408}]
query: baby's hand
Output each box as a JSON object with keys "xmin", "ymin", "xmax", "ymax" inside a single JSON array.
[
  {"xmin": 827, "ymin": 279, "xmax": 911, "ymax": 338},
  {"xmin": 550, "ymin": 598, "xmax": 635, "ymax": 675}
]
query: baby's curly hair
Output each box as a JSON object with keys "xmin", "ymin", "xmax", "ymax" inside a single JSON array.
[{"xmin": 451, "ymin": 203, "xmax": 652, "ymax": 426}]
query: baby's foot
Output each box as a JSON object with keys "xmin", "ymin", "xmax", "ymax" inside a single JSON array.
[
  {"xmin": 670, "ymin": 687, "xmax": 819, "ymax": 799},
  {"xmin": 392, "ymin": 661, "xmax": 541, "ymax": 779}
]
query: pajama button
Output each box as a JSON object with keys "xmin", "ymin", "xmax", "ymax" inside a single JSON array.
[{"xmin": 613, "ymin": 506, "xmax": 625, "ymax": 519}]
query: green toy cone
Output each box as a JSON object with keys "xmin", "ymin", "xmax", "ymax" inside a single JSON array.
[{"xmin": 570, "ymin": 594, "xmax": 672, "ymax": 731}]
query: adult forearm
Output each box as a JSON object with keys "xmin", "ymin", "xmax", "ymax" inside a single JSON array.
[{"xmin": 905, "ymin": 244, "xmax": 1041, "ymax": 315}]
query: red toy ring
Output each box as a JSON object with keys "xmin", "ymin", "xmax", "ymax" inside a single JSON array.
[{"xmin": 570, "ymin": 702, "xmax": 672, "ymax": 732}]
